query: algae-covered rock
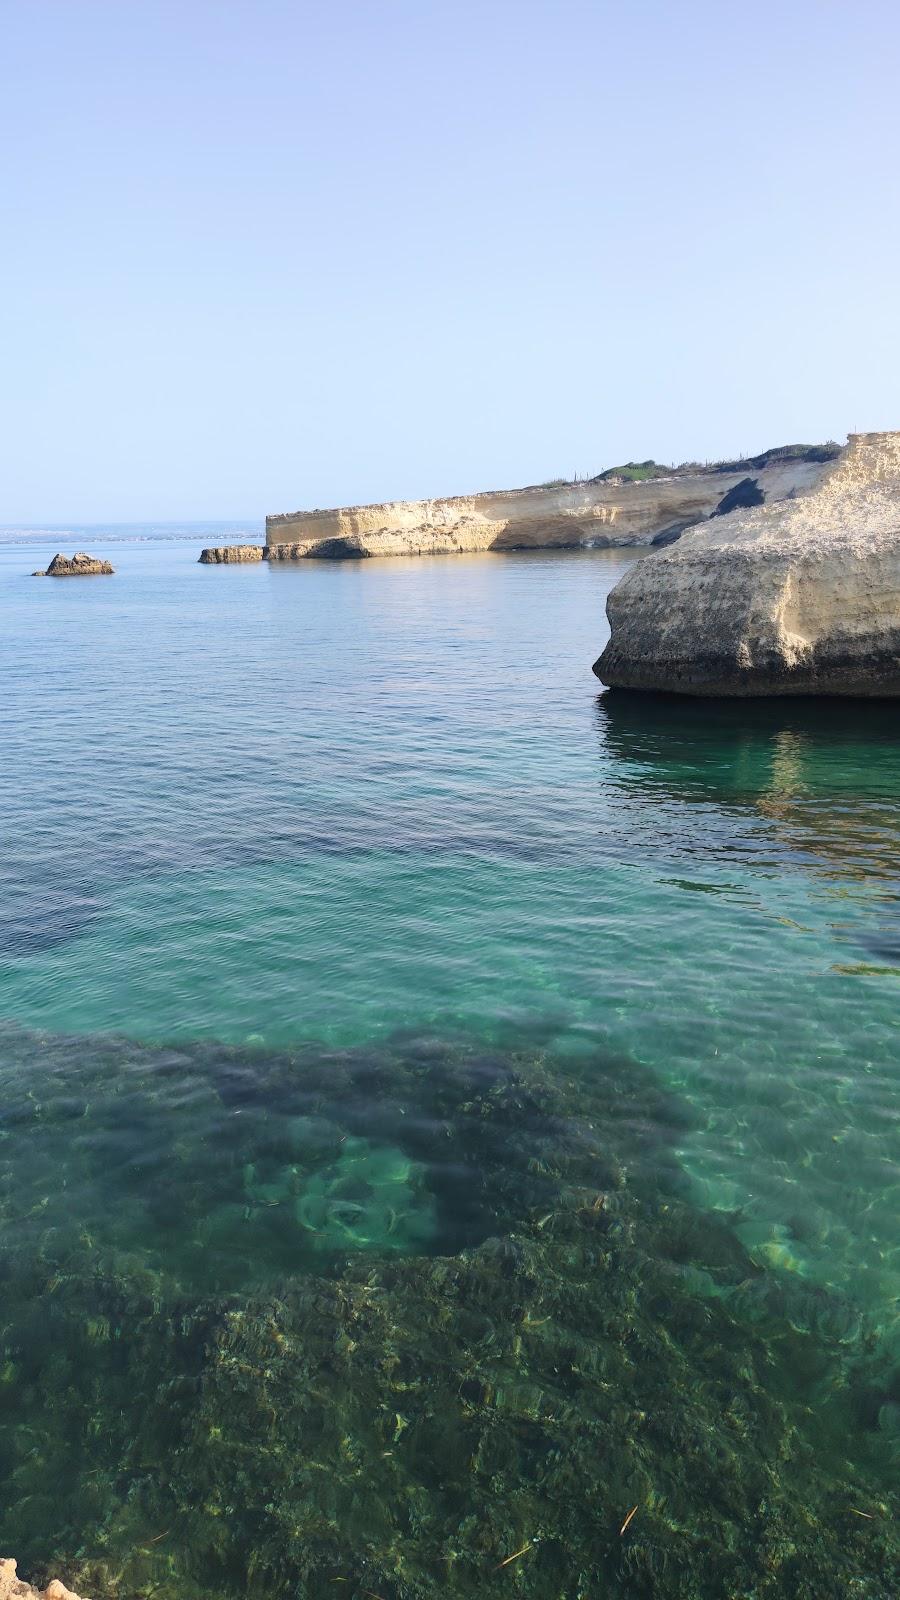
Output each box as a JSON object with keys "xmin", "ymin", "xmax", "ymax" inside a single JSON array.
[{"xmin": 0, "ymin": 1023, "xmax": 896, "ymax": 1600}]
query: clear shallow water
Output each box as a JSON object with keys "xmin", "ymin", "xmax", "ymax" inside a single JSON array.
[{"xmin": 0, "ymin": 540, "xmax": 897, "ymax": 1596}]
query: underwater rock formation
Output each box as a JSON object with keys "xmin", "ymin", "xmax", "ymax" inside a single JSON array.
[
  {"xmin": 265, "ymin": 451, "xmax": 828, "ymax": 560},
  {"xmin": 0, "ymin": 1022, "xmax": 897, "ymax": 1600},
  {"xmin": 198, "ymin": 545, "xmax": 265, "ymax": 563},
  {"xmin": 31, "ymin": 553, "xmax": 114, "ymax": 577},
  {"xmin": 0, "ymin": 1560, "xmax": 83, "ymax": 1600},
  {"xmin": 595, "ymin": 432, "xmax": 900, "ymax": 696}
]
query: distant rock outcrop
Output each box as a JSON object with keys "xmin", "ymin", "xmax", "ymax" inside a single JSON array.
[
  {"xmin": 266, "ymin": 451, "xmax": 830, "ymax": 561},
  {"xmin": 0, "ymin": 1559, "xmax": 84, "ymax": 1600},
  {"xmin": 198, "ymin": 544, "xmax": 265, "ymax": 564},
  {"xmin": 594, "ymin": 432, "xmax": 900, "ymax": 697},
  {"xmin": 32, "ymin": 552, "xmax": 114, "ymax": 577}
]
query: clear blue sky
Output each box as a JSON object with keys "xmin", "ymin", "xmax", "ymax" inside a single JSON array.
[{"xmin": 2, "ymin": 0, "xmax": 898, "ymax": 521}]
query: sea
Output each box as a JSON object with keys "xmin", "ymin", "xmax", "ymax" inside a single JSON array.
[{"xmin": 0, "ymin": 525, "xmax": 897, "ymax": 1598}]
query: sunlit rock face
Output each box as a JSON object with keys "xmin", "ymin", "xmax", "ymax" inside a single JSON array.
[
  {"xmin": 265, "ymin": 454, "xmax": 827, "ymax": 559},
  {"xmin": 31, "ymin": 552, "xmax": 114, "ymax": 577},
  {"xmin": 0, "ymin": 1559, "xmax": 83, "ymax": 1600},
  {"xmin": 198, "ymin": 545, "xmax": 264, "ymax": 564},
  {"xmin": 595, "ymin": 433, "xmax": 900, "ymax": 697}
]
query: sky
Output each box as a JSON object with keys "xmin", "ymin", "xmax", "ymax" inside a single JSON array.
[{"xmin": 2, "ymin": 0, "xmax": 899, "ymax": 521}]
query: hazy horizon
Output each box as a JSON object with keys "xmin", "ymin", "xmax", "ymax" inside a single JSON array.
[{"xmin": 3, "ymin": 0, "xmax": 898, "ymax": 521}]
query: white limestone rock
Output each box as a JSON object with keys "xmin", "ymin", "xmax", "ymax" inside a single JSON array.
[
  {"xmin": 265, "ymin": 454, "xmax": 828, "ymax": 559},
  {"xmin": 0, "ymin": 1559, "xmax": 85, "ymax": 1600},
  {"xmin": 198, "ymin": 544, "xmax": 265, "ymax": 563},
  {"xmin": 594, "ymin": 433, "xmax": 900, "ymax": 697}
]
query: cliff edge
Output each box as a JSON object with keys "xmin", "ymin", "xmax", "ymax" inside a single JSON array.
[
  {"xmin": 266, "ymin": 450, "xmax": 831, "ymax": 560},
  {"xmin": 594, "ymin": 432, "xmax": 900, "ymax": 697}
]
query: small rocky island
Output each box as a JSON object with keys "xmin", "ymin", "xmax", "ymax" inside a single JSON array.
[
  {"xmin": 595, "ymin": 431, "xmax": 900, "ymax": 696},
  {"xmin": 32, "ymin": 552, "xmax": 114, "ymax": 577},
  {"xmin": 198, "ymin": 544, "xmax": 264, "ymax": 563}
]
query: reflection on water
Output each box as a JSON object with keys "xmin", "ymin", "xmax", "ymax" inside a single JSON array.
[
  {"xmin": 595, "ymin": 690, "xmax": 900, "ymax": 1352},
  {"xmin": 596, "ymin": 693, "xmax": 900, "ymax": 885}
]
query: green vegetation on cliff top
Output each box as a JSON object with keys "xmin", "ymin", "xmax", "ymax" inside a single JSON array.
[{"xmin": 540, "ymin": 441, "xmax": 843, "ymax": 489}]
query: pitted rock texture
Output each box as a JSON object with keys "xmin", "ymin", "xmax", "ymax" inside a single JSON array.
[
  {"xmin": 266, "ymin": 456, "xmax": 825, "ymax": 560},
  {"xmin": 198, "ymin": 545, "xmax": 265, "ymax": 564},
  {"xmin": 0, "ymin": 1559, "xmax": 84, "ymax": 1600},
  {"xmin": 32, "ymin": 552, "xmax": 114, "ymax": 577},
  {"xmin": 595, "ymin": 432, "xmax": 900, "ymax": 697}
]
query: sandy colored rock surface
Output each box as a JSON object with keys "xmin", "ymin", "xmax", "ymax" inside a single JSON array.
[
  {"xmin": 0, "ymin": 1559, "xmax": 85, "ymax": 1600},
  {"xmin": 198, "ymin": 544, "xmax": 265, "ymax": 563},
  {"xmin": 594, "ymin": 432, "xmax": 900, "ymax": 696},
  {"xmin": 266, "ymin": 457, "xmax": 826, "ymax": 560},
  {"xmin": 32, "ymin": 552, "xmax": 114, "ymax": 577}
]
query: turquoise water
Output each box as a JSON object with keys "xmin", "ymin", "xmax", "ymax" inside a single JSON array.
[{"xmin": 0, "ymin": 538, "xmax": 897, "ymax": 1596}]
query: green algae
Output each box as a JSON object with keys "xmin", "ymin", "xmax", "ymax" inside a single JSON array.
[{"xmin": 0, "ymin": 1024, "xmax": 896, "ymax": 1600}]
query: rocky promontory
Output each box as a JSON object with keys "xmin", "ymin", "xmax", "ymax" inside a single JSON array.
[
  {"xmin": 32, "ymin": 552, "xmax": 114, "ymax": 577},
  {"xmin": 0, "ymin": 1560, "xmax": 83, "ymax": 1600},
  {"xmin": 265, "ymin": 446, "xmax": 834, "ymax": 560},
  {"xmin": 198, "ymin": 544, "xmax": 265, "ymax": 564},
  {"xmin": 594, "ymin": 431, "xmax": 900, "ymax": 697}
]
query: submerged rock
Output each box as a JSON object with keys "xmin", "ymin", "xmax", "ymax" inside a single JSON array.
[
  {"xmin": 595, "ymin": 432, "xmax": 900, "ymax": 696},
  {"xmin": 0, "ymin": 1022, "xmax": 896, "ymax": 1600},
  {"xmin": 198, "ymin": 545, "xmax": 265, "ymax": 563},
  {"xmin": 32, "ymin": 552, "xmax": 113, "ymax": 577},
  {"xmin": 0, "ymin": 1560, "xmax": 84, "ymax": 1600}
]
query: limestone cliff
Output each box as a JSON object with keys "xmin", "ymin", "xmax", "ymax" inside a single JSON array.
[
  {"xmin": 594, "ymin": 432, "xmax": 900, "ymax": 697},
  {"xmin": 266, "ymin": 454, "xmax": 827, "ymax": 560}
]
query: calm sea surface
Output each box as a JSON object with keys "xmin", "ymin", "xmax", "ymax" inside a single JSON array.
[{"xmin": 1, "ymin": 532, "xmax": 897, "ymax": 1597}]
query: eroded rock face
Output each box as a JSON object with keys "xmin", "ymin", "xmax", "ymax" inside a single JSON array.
[
  {"xmin": 198, "ymin": 545, "xmax": 265, "ymax": 564},
  {"xmin": 0, "ymin": 1559, "xmax": 84, "ymax": 1600},
  {"xmin": 266, "ymin": 454, "xmax": 827, "ymax": 560},
  {"xmin": 32, "ymin": 553, "xmax": 114, "ymax": 577},
  {"xmin": 709, "ymin": 475, "xmax": 765, "ymax": 519},
  {"xmin": 594, "ymin": 432, "xmax": 900, "ymax": 697}
]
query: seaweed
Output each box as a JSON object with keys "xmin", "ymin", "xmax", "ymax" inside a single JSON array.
[{"xmin": 0, "ymin": 1023, "xmax": 895, "ymax": 1599}]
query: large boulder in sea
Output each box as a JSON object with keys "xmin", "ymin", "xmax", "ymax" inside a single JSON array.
[
  {"xmin": 32, "ymin": 552, "xmax": 113, "ymax": 577},
  {"xmin": 594, "ymin": 431, "xmax": 900, "ymax": 696}
]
